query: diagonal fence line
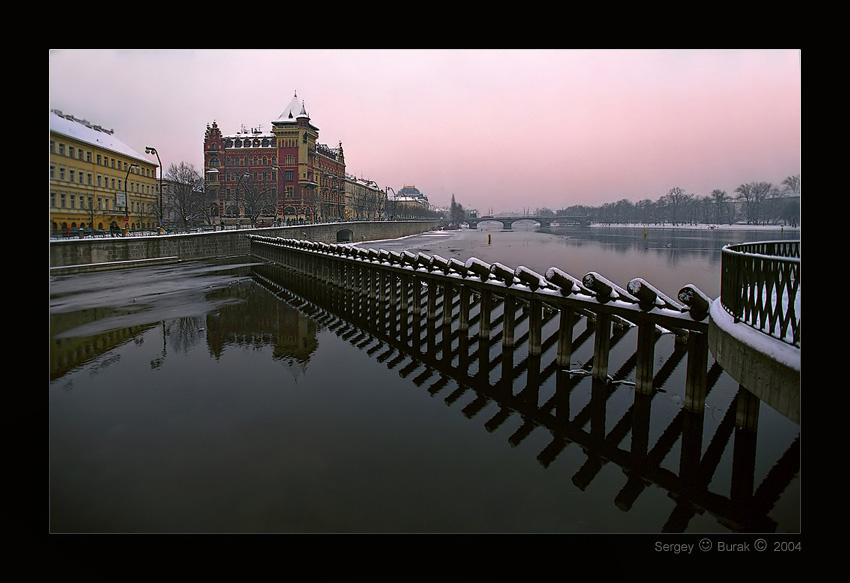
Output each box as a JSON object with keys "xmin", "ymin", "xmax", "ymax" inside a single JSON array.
[{"xmin": 248, "ymin": 240, "xmax": 798, "ymax": 533}]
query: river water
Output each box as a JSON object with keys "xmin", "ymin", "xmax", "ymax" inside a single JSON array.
[{"xmin": 49, "ymin": 225, "xmax": 800, "ymax": 536}]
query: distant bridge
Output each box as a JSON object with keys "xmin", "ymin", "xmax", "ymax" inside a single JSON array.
[{"xmin": 466, "ymin": 215, "xmax": 590, "ymax": 229}]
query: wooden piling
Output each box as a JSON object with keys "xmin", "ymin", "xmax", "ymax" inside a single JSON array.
[{"xmin": 635, "ymin": 322, "xmax": 657, "ymax": 394}]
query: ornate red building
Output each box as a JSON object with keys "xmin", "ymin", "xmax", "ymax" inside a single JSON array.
[{"xmin": 204, "ymin": 92, "xmax": 346, "ymax": 225}]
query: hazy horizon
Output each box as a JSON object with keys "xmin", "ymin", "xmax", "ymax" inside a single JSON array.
[{"xmin": 49, "ymin": 49, "xmax": 801, "ymax": 213}]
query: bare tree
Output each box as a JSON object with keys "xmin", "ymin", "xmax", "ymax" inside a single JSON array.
[
  {"xmin": 782, "ymin": 174, "xmax": 801, "ymax": 196},
  {"xmin": 710, "ymin": 189, "xmax": 731, "ymax": 224},
  {"xmin": 165, "ymin": 162, "xmax": 204, "ymax": 230},
  {"xmin": 635, "ymin": 199, "xmax": 657, "ymax": 224},
  {"xmin": 80, "ymin": 194, "xmax": 98, "ymax": 230},
  {"xmin": 662, "ymin": 187, "xmax": 691, "ymax": 225},
  {"xmin": 735, "ymin": 181, "xmax": 773, "ymax": 225},
  {"xmin": 236, "ymin": 173, "xmax": 276, "ymax": 226}
]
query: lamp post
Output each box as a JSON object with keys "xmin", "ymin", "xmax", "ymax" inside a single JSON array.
[
  {"xmin": 386, "ymin": 186, "xmax": 396, "ymax": 221},
  {"xmin": 272, "ymin": 165, "xmax": 282, "ymax": 225},
  {"xmin": 145, "ymin": 147, "xmax": 163, "ymax": 234},
  {"xmin": 236, "ymin": 173, "xmax": 251, "ymax": 227},
  {"xmin": 124, "ymin": 163, "xmax": 140, "ymax": 236}
]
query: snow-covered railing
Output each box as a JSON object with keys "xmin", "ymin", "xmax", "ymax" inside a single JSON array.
[
  {"xmin": 248, "ymin": 247, "xmax": 799, "ymax": 533},
  {"xmin": 720, "ymin": 240, "xmax": 801, "ymax": 348},
  {"xmin": 247, "ymin": 235, "xmax": 717, "ymax": 398}
]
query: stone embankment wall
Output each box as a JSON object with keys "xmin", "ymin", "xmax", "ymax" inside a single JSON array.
[{"xmin": 50, "ymin": 221, "xmax": 441, "ymax": 274}]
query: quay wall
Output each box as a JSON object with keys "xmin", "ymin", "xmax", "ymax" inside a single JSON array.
[
  {"xmin": 49, "ymin": 220, "xmax": 441, "ymax": 274},
  {"xmin": 708, "ymin": 301, "xmax": 800, "ymax": 424}
]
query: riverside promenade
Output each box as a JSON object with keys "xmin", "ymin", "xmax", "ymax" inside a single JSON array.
[{"xmin": 48, "ymin": 220, "xmax": 441, "ymax": 274}]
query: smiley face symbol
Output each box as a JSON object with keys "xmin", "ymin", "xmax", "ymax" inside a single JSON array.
[{"xmin": 699, "ymin": 538, "xmax": 712, "ymax": 552}]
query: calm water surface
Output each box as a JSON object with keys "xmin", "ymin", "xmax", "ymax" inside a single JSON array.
[{"xmin": 49, "ymin": 225, "xmax": 800, "ymax": 534}]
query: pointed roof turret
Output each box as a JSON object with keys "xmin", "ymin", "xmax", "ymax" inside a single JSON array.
[{"xmin": 278, "ymin": 90, "xmax": 308, "ymax": 121}]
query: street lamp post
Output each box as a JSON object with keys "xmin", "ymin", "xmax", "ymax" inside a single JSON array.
[
  {"xmin": 145, "ymin": 147, "xmax": 163, "ymax": 234},
  {"xmin": 272, "ymin": 165, "xmax": 282, "ymax": 225},
  {"xmin": 236, "ymin": 173, "xmax": 250, "ymax": 227},
  {"xmin": 386, "ymin": 186, "xmax": 396, "ymax": 221},
  {"xmin": 124, "ymin": 163, "xmax": 140, "ymax": 236}
]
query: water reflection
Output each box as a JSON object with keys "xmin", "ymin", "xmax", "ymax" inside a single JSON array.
[
  {"xmin": 49, "ymin": 231, "xmax": 799, "ymax": 533},
  {"xmin": 50, "ymin": 260, "xmax": 320, "ymax": 383},
  {"xmin": 250, "ymin": 260, "xmax": 799, "ymax": 533}
]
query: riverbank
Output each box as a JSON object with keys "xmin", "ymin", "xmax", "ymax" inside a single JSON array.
[
  {"xmin": 584, "ymin": 222, "xmax": 800, "ymax": 232},
  {"xmin": 49, "ymin": 220, "xmax": 441, "ymax": 274}
]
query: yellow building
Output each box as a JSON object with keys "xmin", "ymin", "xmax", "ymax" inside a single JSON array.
[{"xmin": 50, "ymin": 109, "xmax": 159, "ymax": 236}]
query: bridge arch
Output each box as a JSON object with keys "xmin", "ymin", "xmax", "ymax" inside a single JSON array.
[
  {"xmin": 510, "ymin": 218, "xmax": 544, "ymax": 229},
  {"xmin": 336, "ymin": 228, "xmax": 354, "ymax": 242},
  {"xmin": 473, "ymin": 219, "xmax": 510, "ymax": 229},
  {"xmin": 467, "ymin": 215, "xmax": 589, "ymax": 229}
]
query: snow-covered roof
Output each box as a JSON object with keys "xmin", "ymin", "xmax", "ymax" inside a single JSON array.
[
  {"xmin": 397, "ymin": 185, "xmax": 428, "ymax": 200},
  {"xmin": 277, "ymin": 91, "xmax": 309, "ymax": 122},
  {"xmin": 49, "ymin": 109, "xmax": 149, "ymax": 164}
]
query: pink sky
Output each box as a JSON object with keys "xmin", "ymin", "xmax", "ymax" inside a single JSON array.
[{"xmin": 49, "ymin": 49, "xmax": 800, "ymax": 212}]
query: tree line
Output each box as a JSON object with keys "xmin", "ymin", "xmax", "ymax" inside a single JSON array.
[
  {"xmin": 163, "ymin": 162, "xmax": 800, "ymax": 230},
  {"xmin": 538, "ymin": 175, "xmax": 800, "ymax": 227}
]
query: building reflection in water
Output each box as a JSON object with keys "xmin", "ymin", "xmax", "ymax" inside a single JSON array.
[{"xmin": 50, "ymin": 269, "xmax": 320, "ymax": 384}]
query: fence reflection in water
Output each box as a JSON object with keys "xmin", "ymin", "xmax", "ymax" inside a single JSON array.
[{"xmin": 248, "ymin": 236, "xmax": 800, "ymax": 533}]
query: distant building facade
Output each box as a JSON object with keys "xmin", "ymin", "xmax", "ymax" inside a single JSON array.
[
  {"xmin": 49, "ymin": 109, "xmax": 159, "ymax": 235},
  {"xmin": 344, "ymin": 176, "xmax": 386, "ymax": 220},
  {"xmin": 203, "ymin": 92, "xmax": 346, "ymax": 225},
  {"xmin": 389, "ymin": 184, "xmax": 433, "ymax": 217}
]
